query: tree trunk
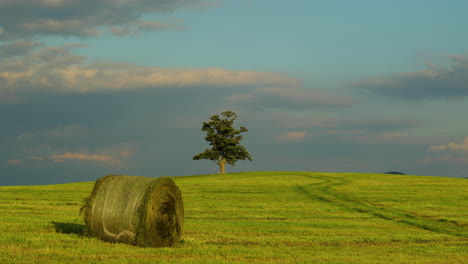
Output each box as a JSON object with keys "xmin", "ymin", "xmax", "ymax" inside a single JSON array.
[{"xmin": 219, "ymin": 158, "xmax": 226, "ymax": 174}]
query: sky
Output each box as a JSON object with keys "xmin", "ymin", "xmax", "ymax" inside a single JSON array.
[{"xmin": 1, "ymin": 0, "xmax": 468, "ymax": 185}]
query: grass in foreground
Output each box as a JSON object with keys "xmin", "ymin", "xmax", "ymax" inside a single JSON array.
[{"xmin": 0, "ymin": 172, "xmax": 467, "ymax": 263}]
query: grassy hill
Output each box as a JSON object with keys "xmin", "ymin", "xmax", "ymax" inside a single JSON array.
[{"xmin": 0, "ymin": 172, "xmax": 467, "ymax": 263}]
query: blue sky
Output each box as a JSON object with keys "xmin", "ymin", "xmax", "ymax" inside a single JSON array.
[{"xmin": 1, "ymin": 0, "xmax": 468, "ymax": 185}]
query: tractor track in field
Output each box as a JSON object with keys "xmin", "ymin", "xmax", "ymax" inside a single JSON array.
[{"xmin": 296, "ymin": 174, "xmax": 468, "ymax": 238}]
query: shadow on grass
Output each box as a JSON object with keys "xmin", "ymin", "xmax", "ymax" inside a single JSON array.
[{"xmin": 51, "ymin": 221, "xmax": 85, "ymax": 236}]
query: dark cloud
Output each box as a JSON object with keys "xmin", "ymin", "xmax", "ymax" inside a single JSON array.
[
  {"xmin": 240, "ymin": 111, "xmax": 420, "ymax": 133},
  {"xmin": 336, "ymin": 118, "xmax": 421, "ymax": 133},
  {"xmin": 226, "ymin": 87, "xmax": 356, "ymax": 110},
  {"xmin": 0, "ymin": 0, "xmax": 204, "ymax": 39},
  {"xmin": 0, "ymin": 85, "xmax": 247, "ymax": 185},
  {"xmin": 0, "ymin": 40, "xmax": 42, "ymax": 58},
  {"xmin": 0, "ymin": 87, "xmax": 446, "ymax": 186},
  {"xmin": 355, "ymin": 56, "xmax": 468, "ymax": 99},
  {"xmin": 236, "ymin": 128, "xmax": 432, "ymax": 176}
]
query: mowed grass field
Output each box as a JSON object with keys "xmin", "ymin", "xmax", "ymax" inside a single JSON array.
[{"xmin": 0, "ymin": 172, "xmax": 467, "ymax": 264}]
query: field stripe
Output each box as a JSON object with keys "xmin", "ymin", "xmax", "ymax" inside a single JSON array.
[{"xmin": 297, "ymin": 174, "xmax": 468, "ymax": 238}]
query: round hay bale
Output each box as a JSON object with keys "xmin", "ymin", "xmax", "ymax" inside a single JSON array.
[{"xmin": 82, "ymin": 175, "xmax": 184, "ymax": 247}]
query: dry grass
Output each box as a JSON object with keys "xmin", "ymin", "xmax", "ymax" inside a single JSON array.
[{"xmin": 81, "ymin": 175, "xmax": 184, "ymax": 247}]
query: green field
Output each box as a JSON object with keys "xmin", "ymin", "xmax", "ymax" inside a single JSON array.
[{"xmin": 0, "ymin": 172, "xmax": 467, "ymax": 263}]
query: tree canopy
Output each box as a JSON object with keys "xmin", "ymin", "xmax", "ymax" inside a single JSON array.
[{"xmin": 193, "ymin": 111, "xmax": 252, "ymax": 174}]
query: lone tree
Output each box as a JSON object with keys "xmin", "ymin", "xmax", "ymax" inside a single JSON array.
[{"xmin": 193, "ymin": 111, "xmax": 252, "ymax": 174}]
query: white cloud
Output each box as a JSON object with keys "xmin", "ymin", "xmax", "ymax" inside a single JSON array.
[
  {"xmin": 276, "ymin": 131, "xmax": 307, "ymax": 142},
  {"xmin": 40, "ymin": 0, "xmax": 66, "ymax": 7},
  {"xmin": 7, "ymin": 152, "xmax": 123, "ymax": 167},
  {"xmin": 108, "ymin": 19, "xmax": 187, "ymax": 36},
  {"xmin": 10, "ymin": 142, "xmax": 137, "ymax": 168},
  {"xmin": 50, "ymin": 153, "xmax": 117, "ymax": 163},
  {"xmin": 423, "ymin": 137, "xmax": 468, "ymax": 165},
  {"xmin": 5, "ymin": 159, "xmax": 22, "ymax": 165},
  {"xmin": 11, "ymin": 124, "xmax": 137, "ymax": 168},
  {"xmin": 0, "ymin": 45, "xmax": 300, "ymax": 102},
  {"xmin": 429, "ymin": 137, "xmax": 468, "ymax": 153}
]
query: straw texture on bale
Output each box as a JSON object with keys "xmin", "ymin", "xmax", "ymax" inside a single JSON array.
[{"xmin": 82, "ymin": 175, "xmax": 184, "ymax": 247}]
